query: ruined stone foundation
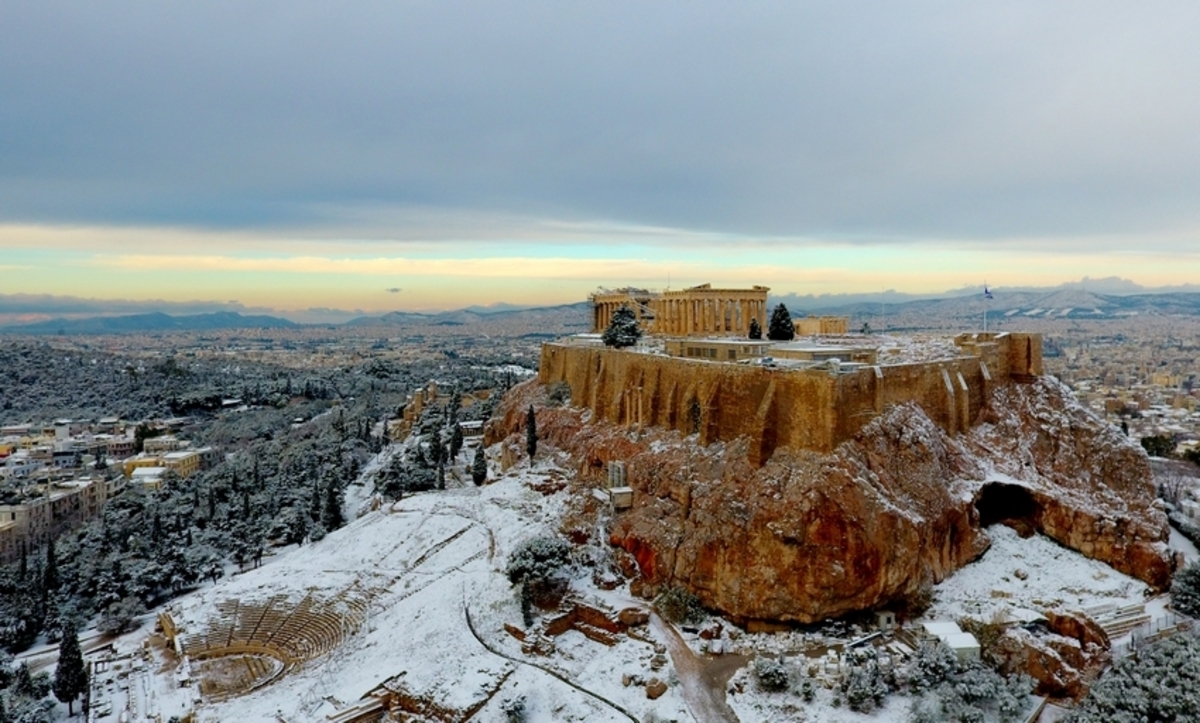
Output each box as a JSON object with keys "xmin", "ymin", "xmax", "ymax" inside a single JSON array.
[{"xmin": 489, "ymin": 376, "xmax": 1172, "ymax": 624}]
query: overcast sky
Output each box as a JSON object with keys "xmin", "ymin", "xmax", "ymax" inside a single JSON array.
[{"xmin": 2, "ymin": 2, "xmax": 1199, "ymax": 313}]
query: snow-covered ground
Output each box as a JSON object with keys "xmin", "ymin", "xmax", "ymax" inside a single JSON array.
[
  {"xmin": 927, "ymin": 525, "xmax": 1149, "ymax": 623},
  {"xmin": 81, "ymin": 443, "xmax": 1189, "ymax": 723},
  {"xmin": 90, "ymin": 455, "xmax": 694, "ymax": 722}
]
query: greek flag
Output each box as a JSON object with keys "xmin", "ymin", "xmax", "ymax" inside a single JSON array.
[{"xmin": 984, "ymin": 285, "xmax": 993, "ymax": 300}]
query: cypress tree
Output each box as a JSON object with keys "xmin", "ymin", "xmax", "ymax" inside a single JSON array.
[
  {"xmin": 43, "ymin": 541, "xmax": 58, "ymax": 593},
  {"xmin": 525, "ymin": 406, "xmax": 538, "ymax": 462},
  {"xmin": 748, "ymin": 317, "xmax": 762, "ymax": 340},
  {"xmin": 767, "ymin": 303, "xmax": 795, "ymax": 341},
  {"xmin": 322, "ymin": 482, "xmax": 344, "ymax": 532},
  {"xmin": 471, "ymin": 445, "xmax": 487, "ymax": 485},
  {"xmin": 54, "ymin": 620, "xmax": 87, "ymax": 716},
  {"xmin": 450, "ymin": 423, "xmax": 464, "ymax": 461}
]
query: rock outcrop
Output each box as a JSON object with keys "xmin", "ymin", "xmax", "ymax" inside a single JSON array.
[{"xmin": 489, "ymin": 375, "xmax": 1172, "ymax": 624}]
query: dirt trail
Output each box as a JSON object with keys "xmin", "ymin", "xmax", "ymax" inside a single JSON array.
[{"xmin": 650, "ymin": 613, "xmax": 746, "ymax": 723}]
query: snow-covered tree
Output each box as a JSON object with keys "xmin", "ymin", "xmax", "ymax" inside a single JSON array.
[
  {"xmin": 1171, "ymin": 560, "xmax": 1200, "ymax": 617},
  {"xmin": 52, "ymin": 621, "xmax": 86, "ymax": 716},
  {"xmin": 1068, "ymin": 630, "xmax": 1200, "ymax": 722},
  {"xmin": 753, "ymin": 656, "xmax": 789, "ymax": 692},
  {"xmin": 748, "ymin": 317, "xmax": 762, "ymax": 340},
  {"xmin": 904, "ymin": 642, "xmax": 1029, "ymax": 723},
  {"xmin": 506, "ymin": 537, "xmax": 571, "ymax": 586},
  {"xmin": 767, "ymin": 303, "xmax": 794, "ymax": 341},
  {"xmin": 471, "ymin": 445, "xmax": 487, "ymax": 485},
  {"xmin": 843, "ymin": 657, "xmax": 889, "ymax": 712},
  {"xmin": 601, "ymin": 305, "xmax": 642, "ymax": 348},
  {"xmin": 449, "ymin": 423, "xmax": 464, "ymax": 460}
]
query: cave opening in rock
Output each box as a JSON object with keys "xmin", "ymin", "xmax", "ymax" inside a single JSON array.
[{"xmin": 975, "ymin": 482, "xmax": 1039, "ymax": 530}]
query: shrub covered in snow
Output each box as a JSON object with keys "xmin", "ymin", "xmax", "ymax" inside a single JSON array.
[
  {"xmin": 547, "ymin": 381, "xmax": 571, "ymax": 406},
  {"xmin": 905, "ymin": 641, "xmax": 1029, "ymax": 723},
  {"xmin": 842, "ymin": 657, "xmax": 889, "ymax": 712},
  {"xmin": 1066, "ymin": 630, "xmax": 1200, "ymax": 722},
  {"xmin": 906, "ymin": 640, "xmax": 958, "ymax": 693},
  {"xmin": 753, "ymin": 656, "xmax": 789, "ymax": 692},
  {"xmin": 654, "ymin": 586, "xmax": 706, "ymax": 625},
  {"xmin": 505, "ymin": 536, "xmax": 571, "ymax": 586},
  {"xmin": 501, "ymin": 694, "xmax": 527, "ymax": 722},
  {"xmin": 1170, "ymin": 560, "xmax": 1200, "ymax": 617}
]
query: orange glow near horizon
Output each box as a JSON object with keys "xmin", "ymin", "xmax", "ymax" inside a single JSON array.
[{"xmin": 2, "ymin": 222, "xmax": 1199, "ymax": 314}]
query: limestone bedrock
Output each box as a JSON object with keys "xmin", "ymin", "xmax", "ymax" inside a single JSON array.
[{"xmin": 490, "ymin": 376, "xmax": 1171, "ymax": 625}]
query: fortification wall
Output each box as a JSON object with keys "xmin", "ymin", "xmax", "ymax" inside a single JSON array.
[{"xmin": 540, "ymin": 332, "xmax": 1041, "ymax": 463}]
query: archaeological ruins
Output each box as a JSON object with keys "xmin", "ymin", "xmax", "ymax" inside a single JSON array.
[{"xmin": 558, "ymin": 285, "xmax": 1042, "ymax": 465}]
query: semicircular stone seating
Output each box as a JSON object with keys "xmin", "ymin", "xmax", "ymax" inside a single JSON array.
[{"xmin": 180, "ymin": 587, "xmax": 371, "ymax": 699}]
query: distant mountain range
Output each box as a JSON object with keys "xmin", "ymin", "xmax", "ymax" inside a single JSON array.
[
  {"xmin": 772, "ymin": 276, "xmax": 1200, "ymax": 311},
  {"xmin": 7, "ymin": 281, "xmax": 1200, "ymax": 335},
  {"xmin": 343, "ymin": 301, "xmax": 591, "ymax": 329},
  {"xmin": 0, "ymin": 303, "xmax": 592, "ymax": 335},
  {"xmin": 785, "ymin": 289, "xmax": 1200, "ymax": 326},
  {"xmin": 0, "ymin": 311, "xmax": 297, "ymax": 335}
]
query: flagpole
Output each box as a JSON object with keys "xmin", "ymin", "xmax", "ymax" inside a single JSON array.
[{"xmin": 982, "ymin": 284, "xmax": 991, "ymax": 333}]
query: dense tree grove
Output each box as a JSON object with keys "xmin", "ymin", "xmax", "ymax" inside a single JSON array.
[
  {"xmin": 0, "ymin": 404, "xmax": 383, "ymax": 653},
  {"xmin": 0, "ymin": 659, "xmax": 54, "ymax": 722},
  {"xmin": 1066, "ymin": 631, "xmax": 1200, "ymax": 722},
  {"xmin": 0, "ymin": 346, "xmax": 521, "ymax": 657}
]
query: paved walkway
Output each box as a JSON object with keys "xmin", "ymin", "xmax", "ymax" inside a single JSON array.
[{"xmin": 650, "ymin": 613, "xmax": 746, "ymax": 723}]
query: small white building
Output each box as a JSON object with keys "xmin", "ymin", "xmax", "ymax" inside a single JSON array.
[{"xmin": 921, "ymin": 621, "xmax": 981, "ymax": 664}]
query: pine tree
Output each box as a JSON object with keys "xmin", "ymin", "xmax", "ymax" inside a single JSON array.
[
  {"xmin": 12, "ymin": 663, "xmax": 34, "ymax": 699},
  {"xmin": 525, "ymin": 406, "xmax": 538, "ymax": 462},
  {"xmin": 601, "ymin": 305, "xmax": 642, "ymax": 348},
  {"xmin": 767, "ymin": 303, "xmax": 795, "ymax": 341},
  {"xmin": 53, "ymin": 621, "xmax": 87, "ymax": 716},
  {"xmin": 472, "ymin": 445, "xmax": 487, "ymax": 485},
  {"xmin": 748, "ymin": 317, "xmax": 762, "ymax": 340}
]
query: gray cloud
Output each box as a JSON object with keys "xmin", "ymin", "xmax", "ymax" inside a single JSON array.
[{"xmin": 1, "ymin": 2, "xmax": 1198, "ymax": 243}]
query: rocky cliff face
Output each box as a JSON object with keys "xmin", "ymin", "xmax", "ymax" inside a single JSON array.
[{"xmin": 489, "ymin": 376, "xmax": 1172, "ymax": 624}]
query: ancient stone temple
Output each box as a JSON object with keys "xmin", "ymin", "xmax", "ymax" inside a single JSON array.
[{"xmin": 590, "ymin": 283, "xmax": 769, "ymax": 337}]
